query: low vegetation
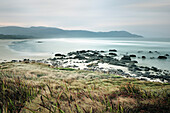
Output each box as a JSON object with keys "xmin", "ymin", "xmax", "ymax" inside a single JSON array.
[{"xmin": 0, "ymin": 62, "xmax": 170, "ymax": 113}]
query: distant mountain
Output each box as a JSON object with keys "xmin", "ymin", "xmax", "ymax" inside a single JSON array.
[{"xmin": 0, "ymin": 26, "xmax": 143, "ymax": 39}]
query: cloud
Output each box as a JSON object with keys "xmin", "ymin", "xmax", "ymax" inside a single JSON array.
[
  {"xmin": 123, "ymin": 1, "xmax": 170, "ymax": 13},
  {"xmin": 125, "ymin": 2, "xmax": 170, "ymax": 8},
  {"xmin": 0, "ymin": 0, "xmax": 170, "ymax": 37}
]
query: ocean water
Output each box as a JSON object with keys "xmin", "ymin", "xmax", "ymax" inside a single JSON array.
[{"xmin": 8, "ymin": 37, "xmax": 170, "ymax": 70}]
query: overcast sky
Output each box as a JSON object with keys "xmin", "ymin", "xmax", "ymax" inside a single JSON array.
[{"xmin": 0, "ymin": 0, "xmax": 170, "ymax": 37}]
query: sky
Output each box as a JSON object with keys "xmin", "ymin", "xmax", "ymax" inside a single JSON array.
[{"xmin": 0, "ymin": 0, "xmax": 170, "ymax": 37}]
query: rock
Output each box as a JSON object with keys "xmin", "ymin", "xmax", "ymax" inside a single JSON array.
[
  {"xmin": 117, "ymin": 69, "xmax": 123, "ymax": 72},
  {"xmin": 74, "ymin": 55, "xmax": 86, "ymax": 60},
  {"xmin": 140, "ymin": 78, "xmax": 147, "ymax": 81},
  {"xmin": 78, "ymin": 50, "xmax": 86, "ymax": 53},
  {"xmin": 109, "ymin": 53, "xmax": 117, "ymax": 56},
  {"xmin": 130, "ymin": 55, "xmax": 136, "ymax": 57},
  {"xmin": 23, "ymin": 59, "xmax": 29, "ymax": 62},
  {"xmin": 109, "ymin": 49, "xmax": 117, "ymax": 52},
  {"xmin": 100, "ymin": 50, "xmax": 105, "ymax": 53},
  {"xmin": 142, "ymin": 56, "xmax": 146, "ymax": 59},
  {"xmin": 151, "ymin": 66, "xmax": 159, "ymax": 72},
  {"xmin": 149, "ymin": 51, "xmax": 153, "ymax": 53},
  {"xmin": 144, "ymin": 67, "xmax": 150, "ymax": 71},
  {"xmin": 165, "ymin": 54, "xmax": 169, "ymax": 56},
  {"xmin": 132, "ymin": 60, "xmax": 138, "ymax": 63},
  {"xmin": 158, "ymin": 56, "xmax": 167, "ymax": 59},
  {"xmin": 121, "ymin": 55, "xmax": 131, "ymax": 61},
  {"xmin": 55, "ymin": 53, "xmax": 66, "ymax": 57},
  {"xmin": 135, "ymin": 67, "xmax": 142, "ymax": 71},
  {"xmin": 11, "ymin": 60, "xmax": 17, "ymax": 62}
]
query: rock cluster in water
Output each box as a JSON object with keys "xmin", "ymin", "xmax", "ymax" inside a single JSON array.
[{"xmin": 10, "ymin": 49, "xmax": 170, "ymax": 83}]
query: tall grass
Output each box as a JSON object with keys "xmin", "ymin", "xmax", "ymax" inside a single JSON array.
[
  {"xmin": 0, "ymin": 62, "xmax": 170, "ymax": 113},
  {"xmin": 37, "ymin": 82, "xmax": 170, "ymax": 113},
  {"xmin": 0, "ymin": 76, "xmax": 41, "ymax": 113}
]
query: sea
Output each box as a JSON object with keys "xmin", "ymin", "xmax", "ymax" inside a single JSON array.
[{"xmin": 8, "ymin": 37, "xmax": 170, "ymax": 71}]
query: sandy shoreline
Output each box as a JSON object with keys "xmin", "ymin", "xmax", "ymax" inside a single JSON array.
[{"xmin": 0, "ymin": 39, "xmax": 53, "ymax": 62}]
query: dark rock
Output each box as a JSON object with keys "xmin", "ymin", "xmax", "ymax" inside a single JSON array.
[
  {"xmin": 150, "ymin": 57, "xmax": 155, "ymax": 59},
  {"xmin": 158, "ymin": 56, "xmax": 167, "ymax": 59},
  {"xmin": 109, "ymin": 53, "xmax": 117, "ymax": 56},
  {"xmin": 23, "ymin": 59, "xmax": 29, "ymax": 62},
  {"xmin": 121, "ymin": 55, "xmax": 131, "ymax": 61},
  {"xmin": 165, "ymin": 54, "xmax": 169, "ymax": 56},
  {"xmin": 135, "ymin": 67, "xmax": 142, "ymax": 71},
  {"xmin": 144, "ymin": 67, "xmax": 150, "ymax": 71},
  {"xmin": 142, "ymin": 56, "xmax": 146, "ymax": 59},
  {"xmin": 98, "ymin": 55, "xmax": 104, "ymax": 58},
  {"xmin": 117, "ymin": 69, "xmax": 123, "ymax": 72},
  {"xmin": 139, "ymin": 78, "xmax": 147, "ymax": 81},
  {"xmin": 130, "ymin": 55, "xmax": 136, "ymax": 57},
  {"xmin": 132, "ymin": 60, "xmax": 138, "ymax": 63},
  {"xmin": 11, "ymin": 60, "xmax": 17, "ymax": 62},
  {"xmin": 149, "ymin": 51, "xmax": 153, "ymax": 53},
  {"xmin": 55, "ymin": 53, "xmax": 66, "ymax": 57},
  {"xmin": 78, "ymin": 50, "xmax": 86, "ymax": 53},
  {"xmin": 151, "ymin": 66, "xmax": 159, "ymax": 72},
  {"xmin": 136, "ymin": 72, "xmax": 143, "ymax": 76},
  {"xmin": 109, "ymin": 49, "xmax": 117, "ymax": 52},
  {"xmin": 100, "ymin": 50, "xmax": 105, "ymax": 53},
  {"xmin": 74, "ymin": 55, "xmax": 86, "ymax": 60}
]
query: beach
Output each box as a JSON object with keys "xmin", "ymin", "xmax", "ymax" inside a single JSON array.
[{"xmin": 0, "ymin": 39, "xmax": 53, "ymax": 62}]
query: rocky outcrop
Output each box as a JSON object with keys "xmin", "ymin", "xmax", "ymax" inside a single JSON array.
[
  {"xmin": 55, "ymin": 54, "xmax": 66, "ymax": 57},
  {"xmin": 158, "ymin": 56, "xmax": 167, "ymax": 59},
  {"xmin": 109, "ymin": 49, "xmax": 117, "ymax": 52},
  {"xmin": 130, "ymin": 55, "xmax": 136, "ymax": 57},
  {"xmin": 121, "ymin": 55, "xmax": 131, "ymax": 61},
  {"xmin": 109, "ymin": 53, "xmax": 117, "ymax": 56}
]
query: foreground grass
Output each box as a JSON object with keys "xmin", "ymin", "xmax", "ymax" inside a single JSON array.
[{"xmin": 0, "ymin": 62, "xmax": 170, "ymax": 113}]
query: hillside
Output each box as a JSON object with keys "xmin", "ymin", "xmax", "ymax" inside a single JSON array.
[{"xmin": 0, "ymin": 26, "xmax": 143, "ymax": 38}]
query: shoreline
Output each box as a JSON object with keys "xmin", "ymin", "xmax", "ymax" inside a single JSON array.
[
  {"xmin": 0, "ymin": 39, "xmax": 53, "ymax": 62},
  {"xmin": 0, "ymin": 39, "xmax": 170, "ymax": 83},
  {"xmin": 3, "ymin": 49, "xmax": 169, "ymax": 83},
  {"xmin": 1, "ymin": 38, "xmax": 170, "ymax": 71}
]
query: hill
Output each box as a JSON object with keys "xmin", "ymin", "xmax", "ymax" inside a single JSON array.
[{"xmin": 0, "ymin": 26, "xmax": 143, "ymax": 38}]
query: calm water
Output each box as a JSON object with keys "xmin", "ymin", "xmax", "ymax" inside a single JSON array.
[{"xmin": 9, "ymin": 37, "xmax": 170, "ymax": 70}]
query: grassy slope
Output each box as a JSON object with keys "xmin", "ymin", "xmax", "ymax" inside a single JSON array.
[{"xmin": 0, "ymin": 62, "xmax": 170, "ymax": 113}]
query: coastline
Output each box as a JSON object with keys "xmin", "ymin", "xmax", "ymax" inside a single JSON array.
[
  {"xmin": 0, "ymin": 39, "xmax": 170, "ymax": 83},
  {"xmin": 4, "ymin": 49, "xmax": 169, "ymax": 83}
]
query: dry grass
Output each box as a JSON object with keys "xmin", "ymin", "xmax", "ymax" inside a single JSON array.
[{"xmin": 0, "ymin": 62, "xmax": 170, "ymax": 113}]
